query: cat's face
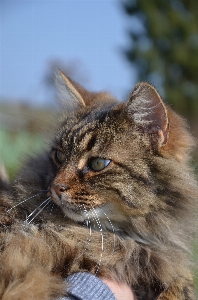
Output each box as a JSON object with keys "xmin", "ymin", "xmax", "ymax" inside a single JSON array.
[
  {"xmin": 49, "ymin": 104, "xmax": 152, "ymax": 227},
  {"xmin": 47, "ymin": 71, "xmax": 194, "ymax": 237}
]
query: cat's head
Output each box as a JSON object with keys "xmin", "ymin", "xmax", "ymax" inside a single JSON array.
[{"xmin": 48, "ymin": 71, "xmax": 196, "ymax": 242}]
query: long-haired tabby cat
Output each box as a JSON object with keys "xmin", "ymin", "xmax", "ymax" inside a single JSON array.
[{"xmin": 0, "ymin": 71, "xmax": 197, "ymax": 300}]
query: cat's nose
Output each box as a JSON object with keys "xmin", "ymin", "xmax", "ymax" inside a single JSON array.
[{"xmin": 52, "ymin": 183, "xmax": 68, "ymax": 197}]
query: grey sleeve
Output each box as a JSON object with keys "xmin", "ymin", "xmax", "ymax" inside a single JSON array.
[{"xmin": 59, "ymin": 272, "xmax": 117, "ymax": 300}]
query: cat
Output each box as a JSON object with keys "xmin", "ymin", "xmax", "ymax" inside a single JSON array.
[{"xmin": 0, "ymin": 70, "xmax": 197, "ymax": 300}]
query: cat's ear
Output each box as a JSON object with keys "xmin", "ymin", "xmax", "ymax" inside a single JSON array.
[
  {"xmin": 56, "ymin": 70, "xmax": 118, "ymax": 109},
  {"xmin": 55, "ymin": 70, "xmax": 86, "ymax": 110},
  {"xmin": 126, "ymin": 82, "xmax": 169, "ymax": 147}
]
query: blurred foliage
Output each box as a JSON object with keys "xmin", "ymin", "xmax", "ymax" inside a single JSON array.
[
  {"xmin": 0, "ymin": 128, "xmax": 44, "ymax": 178},
  {"xmin": 193, "ymin": 240, "xmax": 198, "ymax": 294},
  {"xmin": 122, "ymin": 0, "xmax": 198, "ymax": 121},
  {"xmin": 0, "ymin": 102, "xmax": 54, "ymax": 178}
]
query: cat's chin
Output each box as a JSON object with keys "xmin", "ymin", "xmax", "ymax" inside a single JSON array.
[
  {"xmin": 49, "ymin": 191, "xmax": 83, "ymax": 222},
  {"xmin": 60, "ymin": 206, "xmax": 85, "ymax": 222}
]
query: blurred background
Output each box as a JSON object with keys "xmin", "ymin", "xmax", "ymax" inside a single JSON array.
[{"xmin": 0, "ymin": 0, "xmax": 198, "ymax": 290}]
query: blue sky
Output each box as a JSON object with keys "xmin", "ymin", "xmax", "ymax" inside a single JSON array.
[{"xmin": 0, "ymin": 0, "xmax": 137, "ymax": 106}]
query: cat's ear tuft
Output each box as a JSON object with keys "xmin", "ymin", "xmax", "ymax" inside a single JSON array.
[
  {"xmin": 55, "ymin": 70, "xmax": 86, "ymax": 110},
  {"xmin": 126, "ymin": 82, "xmax": 169, "ymax": 147}
]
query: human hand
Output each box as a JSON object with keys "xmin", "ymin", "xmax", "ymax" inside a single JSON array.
[{"xmin": 100, "ymin": 278, "xmax": 137, "ymax": 300}]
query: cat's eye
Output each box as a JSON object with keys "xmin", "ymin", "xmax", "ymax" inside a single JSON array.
[
  {"xmin": 55, "ymin": 150, "xmax": 66, "ymax": 163},
  {"xmin": 89, "ymin": 157, "xmax": 110, "ymax": 171}
]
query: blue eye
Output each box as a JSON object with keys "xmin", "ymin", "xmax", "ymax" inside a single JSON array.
[{"xmin": 90, "ymin": 157, "xmax": 111, "ymax": 171}]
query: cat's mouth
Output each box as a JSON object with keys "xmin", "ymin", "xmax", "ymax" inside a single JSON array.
[
  {"xmin": 49, "ymin": 187, "xmax": 91, "ymax": 222},
  {"xmin": 49, "ymin": 187, "xmax": 149, "ymax": 243},
  {"xmin": 50, "ymin": 186, "xmax": 126, "ymax": 225}
]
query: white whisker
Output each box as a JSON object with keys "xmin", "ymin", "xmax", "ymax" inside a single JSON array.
[
  {"xmin": 25, "ymin": 198, "xmax": 50, "ymax": 221},
  {"xmin": 49, "ymin": 203, "xmax": 55, "ymax": 216},
  {"xmin": 90, "ymin": 207, "xmax": 104, "ymax": 275},
  {"xmin": 27, "ymin": 200, "xmax": 51, "ymax": 225},
  {"xmin": 82, "ymin": 204, "xmax": 92, "ymax": 240},
  {"xmin": 24, "ymin": 197, "xmax": 51, "ymax": 225},
  {"xmin": 6, "ymin": 193, "xmax": 43, "ymax": 213},
  {"xmin": 100, "ymin": 207, "xmax": 116, "ymax": 253},
  {"xmin": 66, "ymin": 204, "xmax": 92, "ymax": 264},
  {"xmin": 80, "ymin": 205, "xmax": 92, "ymax": 243}
]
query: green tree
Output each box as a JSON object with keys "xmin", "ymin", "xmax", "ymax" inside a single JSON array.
[{"xmin": 122, "ymin": 0, "xmax": 198, "ymax": 120}]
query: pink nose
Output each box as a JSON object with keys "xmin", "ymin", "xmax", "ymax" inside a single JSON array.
[{"xmin": 52, "ymin": 183, "xmax": 67, "ymax": 197}]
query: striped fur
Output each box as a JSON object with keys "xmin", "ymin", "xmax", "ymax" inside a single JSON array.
[{"xmin": 0, "ymin": 71, "xmax": 197, "ymax": 299}]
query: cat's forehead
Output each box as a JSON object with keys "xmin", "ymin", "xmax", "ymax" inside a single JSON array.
[{"xmin": 57, "ymin": 103, "xmax": 129, "ymax": 154}]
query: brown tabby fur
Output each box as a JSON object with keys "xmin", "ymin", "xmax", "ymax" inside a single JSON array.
[{"xmin": 0, "ymin": 71, "xmax": 197, "ymax": 299}]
